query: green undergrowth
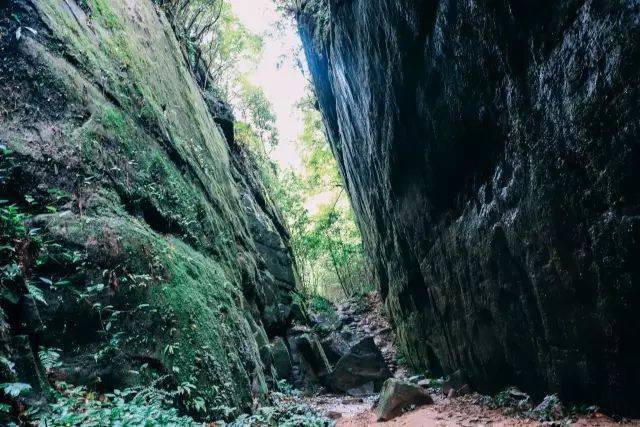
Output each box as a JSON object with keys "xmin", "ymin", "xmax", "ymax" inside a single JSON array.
[
  {"xmin": 308, "ymin": 295, "xmax": 335, "ymax": 315},
  {"xmin": 0, "ymin": 186, "xmax": 264, "ymax": 419},
  {"xmin": 0, "ymin": 0, "xmax": 295, "ymax": 423},
  {"xmin": 228, "ymin": 392, "xmax": 332, "ymax": 427},
  {"xmin": 39, "ymin": 212, "xmax": 265, "ymax": 417},
  {"xmin": 306, "ymin": 295, "xmax": 340, "ymax": 335},
  {"xmin": 482, "ymin": 387, "xmax": 601, "ymax": 423},
  {"xmin": 35, "ymin": 382, "xmax": 201, "ymax": 426},
  {"xmin": 32, "ymin": 387, "xmax": 332, "ymax": 427}
]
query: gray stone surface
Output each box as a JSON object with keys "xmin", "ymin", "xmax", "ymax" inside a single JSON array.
[
  {"xmin": 324, "ymin": 337, "xmax": 390, "ymax": 395},
  {"xmin": 299, "ymin": 0, "xmax": 640, "ymax": 415},
  {"xmin": 376, "ymin": 379, "xmax": 433, "ymax": 421},
  {"xmin": 0, "ymin": 0, "xmax": 301, "ymax": 414},
  {"xmin": 271, "ymin": 337, "xmax": 293, "ymax": 380}
]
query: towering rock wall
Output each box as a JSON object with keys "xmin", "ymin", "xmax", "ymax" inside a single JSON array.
[
  {"xmin": 299, "ymin": 0, "xmax": 640, "ymax": 414},
  {"xmin": 0, "ymin": 0, "xmax": 299, "ymax": 417}
]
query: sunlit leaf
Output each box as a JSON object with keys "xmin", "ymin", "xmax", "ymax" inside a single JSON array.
[
  {"xmin": 39, "ymin": 277, "xmax": 53, "ymax": 286},
  {"xmin": 27, "ymin": 283, "xmax": 47, "ymax": 305},
  {"xmin": 1, "ymin": 382, "xmax": 31, "ymax": 397}
]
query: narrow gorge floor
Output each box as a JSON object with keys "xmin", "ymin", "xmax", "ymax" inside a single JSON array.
[
  {"xmin": 301, "ymin": 393, "xmax": 635, "ymax": 426},
  {"xmin": 292, "ymin": 294, "xmax": 637, "ymax": 427}
]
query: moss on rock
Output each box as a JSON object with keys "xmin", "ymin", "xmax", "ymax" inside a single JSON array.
[{"xmin": 0, "ymin": 0, "xmax": 298, "ymax": 421}]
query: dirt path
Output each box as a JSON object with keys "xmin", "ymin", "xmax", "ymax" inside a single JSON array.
[
  {"xmin": 300, "ymin": 394, "xmax": 376, "ymax": 420},
  {"xmin": 330, "ymin": 394, "xmax": 635, "ymax": 426},
  {"xmin": 304, "ymin": 392, "xmax": 636, "ymax": 426}
]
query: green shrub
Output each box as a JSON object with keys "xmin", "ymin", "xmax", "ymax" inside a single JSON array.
[
  {"xmin": 309, "ymin": 295, "xmax": 334, "ymax": 315},
  {"xmin": 302, "ymin": 0, "xmax": 331, "ymax": 44},
  {"xmin": 36, "ymin": 383, "xmax": 201, "ymax": 426},
  {"xmin": 229, "ymin": 392, "xmax": 331, "ymax": 427}
]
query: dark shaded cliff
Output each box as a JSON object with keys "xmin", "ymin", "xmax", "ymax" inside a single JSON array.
[
  {"xmin": 299, "ymin": 0, "xmax": 640, "ymax": 414},
  {"xmin": 0, "ymin": 0, "xmax": 300, "ymax": 418}
]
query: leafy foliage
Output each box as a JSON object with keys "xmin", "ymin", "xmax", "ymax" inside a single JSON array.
[
  {"xmin": 279, "ymin": 0, "xmax": 331, "ymax": 45},
  {"xmin": 38, "ymin": 348, "xmax": 62, "ymax": 371},
  {"xmin": 308, "ymin": 294, "xmax": 334, "ymax": 315},
  {"xmin": 36, "ymin": 382, "xmax": 201, "ymax": 426},
  {"xmin": 156, "ymin": 0, "xmax": 264, "ymax": 104},
  {"xmin": 229, "ymin": 393, "xmax": 331, "ymax": 427},
  {"xmin": 484, "ymin": 388, "xmax": 588, "ymax": 423},
  {"xmin": 235, "ymin": 78, "xmax": 279, "ymax": 153},
  {"xmin": 488, "ymin": 387, "xmax": 532, "ymax": 412},
  {"xmin": 274, "ymin": 91, "xmax": 372, "ymax": 300},
  {"xmin": 241, "ymin": 87, "xmax": 373, "ymax": 301},
  {"xmin": 0, "ymin": 383, "xmax": 31, "ymax": 398}
]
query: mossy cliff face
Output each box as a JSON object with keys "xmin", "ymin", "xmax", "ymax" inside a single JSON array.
[
  {"xmin": 299, "ymin": 0, "xmax": 640, "ymax": 414},
  {"xmin": 0, "ymin": 0, "xmax": 298, "ymax": 416}
]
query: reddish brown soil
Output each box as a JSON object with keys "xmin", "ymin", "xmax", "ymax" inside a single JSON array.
[
  {"xmin": 334, "ymin": 394, "xmax": 636, "ymax": 427},
  {"xmin": 310, "ymin": 294, "xmax": 638, "ymax": 427}
]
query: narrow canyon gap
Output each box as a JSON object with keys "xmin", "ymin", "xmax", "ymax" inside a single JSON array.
[
  {"xmin": 1, "ymin": 0, "xmax": 640, "ymax": 423},
  {"xmin": 297, "ymin": 0, "xmax": 640, "ymax": 415}
]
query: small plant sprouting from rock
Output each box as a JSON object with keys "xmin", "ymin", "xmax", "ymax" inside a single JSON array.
[
  {"xmin": 280, "ymin": 0, "xmax": 331, "ymax": 45},
  {"xmin": 483, "ymin": 387, "xmax": 588, "ymax": 423}
]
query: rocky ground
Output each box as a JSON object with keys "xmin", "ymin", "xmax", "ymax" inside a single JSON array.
[
  {"xmin": 335, "ymin": 396, "xmax": 637, "ymax": 427},
  {"xmin": 302, "ymin": 293, "xmax": 638, "ymax": 427},
  {"xmin": 336, "ymin": 293, "xmax": 403, "ymax": 376}
]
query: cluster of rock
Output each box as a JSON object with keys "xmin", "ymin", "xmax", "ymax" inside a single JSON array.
[
  {"xmin": 267, "ymin": 296, "xmax": 392, "ymax": 397},
  {"xmin": 330, "ymin": 293, "xmax": 398, "ymax": 372}
]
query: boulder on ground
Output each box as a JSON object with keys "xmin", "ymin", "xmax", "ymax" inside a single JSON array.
[
  {"xmin": 271, "ymin": 337, "xmax": 292, "ymax": 380},
  {"xmin": 309, "ymin": 310, "xmax": 342, "ymax": 336},
  {"xmin": 376, "ymin": 378, "xmax": 434, "ymax": 421},
  {"xmin": 293, "ymin": 333, "xmax": 331, "ymax": 377},
  {"xmin": 324, "ymin": 336, "xmax": 390, "ymax": 395},
  {"xmin": 326, "ymin": 411, "xmax": 342, "ymax": 420},
  {"xmin": 443, "ymin": 369, "xmax": 470, "ymax": 397},
  {"xmin": 321, "ymin": 329, "xmax": 353, "ymax": 364},
  {"xmin": 287, "ymin": 328, "xmax": 332, "ymax": 389}
]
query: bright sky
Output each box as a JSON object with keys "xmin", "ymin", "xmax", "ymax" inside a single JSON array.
[{"xmin": 228, "ymin": 0, "xmax": 306, "ymax": 170}]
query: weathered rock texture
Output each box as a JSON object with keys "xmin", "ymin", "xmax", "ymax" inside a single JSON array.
[
  {"xmin": 376, "ymin": 378, "xmax": 433, "ymax": 421},
  {"xmin": 324, "ymin": 336, "xmax": 390, "ymax": 396},
  {"xmin": 0, "ymin": 0, "xmax": 298, "ymax": 417},
  {"xmin": 299, "ymin": 0, "xmax": 640, "ymax": 414}
]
